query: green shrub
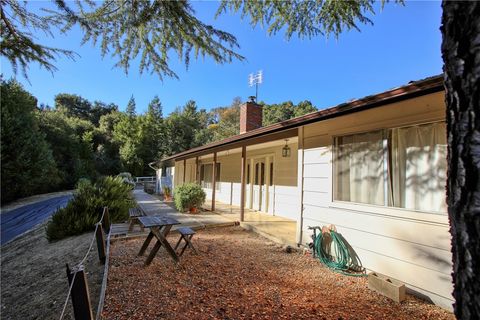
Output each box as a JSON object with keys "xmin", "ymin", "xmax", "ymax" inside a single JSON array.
[
  {"xmin": 174, "ymin": 183, "xmax": 206, "ymax": 212},
  {"xmin": 46, "ymin": 176, "xmax": 135, "ymax": 241}
]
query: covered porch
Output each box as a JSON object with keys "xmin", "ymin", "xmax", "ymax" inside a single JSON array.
[{"xmin": 172, "ymin": 127, "xmax": 302, "ymax": 246}]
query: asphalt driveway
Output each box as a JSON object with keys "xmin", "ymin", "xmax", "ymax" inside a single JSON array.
[{"xmin": 1, "ymin": 195, "xmax": 72, "ymax": 245}]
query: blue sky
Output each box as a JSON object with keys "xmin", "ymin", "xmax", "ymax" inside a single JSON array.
[{"xmin": 1, "ymin": 1, "xmax": 443, "ymax": 115}]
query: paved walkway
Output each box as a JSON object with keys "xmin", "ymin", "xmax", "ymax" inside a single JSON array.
[
  {"xmin": 110, "ymin": 190, "xmax": 235, "ymax": 238},
  {"xmin": 112, "ymin": 189, "xmax": 297, "ymax": 247}
]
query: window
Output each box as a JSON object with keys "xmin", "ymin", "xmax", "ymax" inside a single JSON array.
[
  {"xmin": 247, "ymin": 164, "xmax": 250, "ymax": 183},
  {"xmin": 200, "ymin": 164, "xmax": 213, "ymax": 188},
  {"xmin": 388, "ymin": 122, "xmax": 447, "ymax": 212},
  {"xmin": 334, "ymin": 122, "xmax": 447, "ymax": 213},
  {"xmin": 215, "ymin": 163, "xmax": 221, "ymax": 191},
  {"xmin": 200, "ymin": 163, "xmax": 221, "ymax": 190}
]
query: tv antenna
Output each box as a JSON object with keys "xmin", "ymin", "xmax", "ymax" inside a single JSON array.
[{"xmin": 248, "ymin": 70, "xmax": 263, "ymax": 102}]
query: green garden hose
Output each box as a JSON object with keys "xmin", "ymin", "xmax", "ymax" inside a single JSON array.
[{"xmin": 312, "ymin": 227, "xmax": 367, "ymax": 277}]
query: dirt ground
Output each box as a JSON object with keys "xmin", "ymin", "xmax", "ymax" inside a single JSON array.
[
  {"xmin": 102, "ymin": 226, "xmax": 454, "ymax": 320},
  {"xmin": 1, "ymin": 223, "xmax": 104, "ymax": 320}
]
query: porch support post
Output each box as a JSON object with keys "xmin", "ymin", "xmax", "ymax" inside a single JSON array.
[
  {"xmin": 296, "ymin": 126, "xmax": 305, "ymax": 246},
  {"xmin": 183, "ymin": 159, "xmax": 186, "ymax": 184},
  {"xmin": 211, "ymin": 152, "xmax": 217, "ymax": 211},
  {"xmin": 195, "ymin": 156, "xmax": 199, "ymax": 184},
  {"xmin": 240, "ymin": 146, "xmax": 246, "ymax": 222}
]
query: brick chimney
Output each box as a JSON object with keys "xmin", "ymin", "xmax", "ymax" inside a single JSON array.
[{"xmin": 240, "ymin": 97, "xmax": 263, "ymax": 134}]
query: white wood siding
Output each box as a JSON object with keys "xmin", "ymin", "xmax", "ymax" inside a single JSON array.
[{"xmin": 300, "ymin": 92, "xmax": 453, "ymax": 309}]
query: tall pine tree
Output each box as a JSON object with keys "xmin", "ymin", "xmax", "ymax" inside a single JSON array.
[
  {"xmin": 126, "ymin": 95, "xmax": 136, "ymax": 117},
  {"xmin": 138, "ymin": 96, "xmax": 164, "ymax": 175}
]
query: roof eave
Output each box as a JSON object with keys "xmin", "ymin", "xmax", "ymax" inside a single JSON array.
[{"xmin": 163, "ymin": 74, "xmax": 444, "ymax": 162}]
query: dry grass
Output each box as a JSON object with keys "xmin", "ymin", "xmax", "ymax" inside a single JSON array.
[
  {"xmin": 1, "ymin": 223, "xmax": 104, "ymax": 320},
  {"xmin": 102, "ymin": 226, "xmax": 453, "ymax": 320}
]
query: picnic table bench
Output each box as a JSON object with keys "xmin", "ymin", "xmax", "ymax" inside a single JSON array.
[
  {"xmin": 174, "ymin": 227, "xmax": 198, "ymax": 257},
  {"xmin": 128, "ymin": 206, "xmax": 145, "ymax": 232}
]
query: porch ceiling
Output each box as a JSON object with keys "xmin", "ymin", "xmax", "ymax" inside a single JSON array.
[
  {"xmin": 176, "ymin": 128, "xmax": 298, "ymax": 161},
  {"xmin": 198, "ymin": 136, "xmax": 299, "ymax": 159}
]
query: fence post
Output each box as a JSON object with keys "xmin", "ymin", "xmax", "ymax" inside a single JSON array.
[
  {"xmin": 66, "ymin": 264, "xmax": 93, "ymax": 320},
  {"xmin": 102, "ymin": 207, "xmax": 110, "ymax": 234},
  {"xmin": 95, "ymin": 223, "xmax": 106, "ymax": 264}
]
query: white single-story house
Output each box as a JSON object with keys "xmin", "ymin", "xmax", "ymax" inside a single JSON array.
[{"xmin": 155, "ymin": 75, "xmax": 452, "ymax": 310}]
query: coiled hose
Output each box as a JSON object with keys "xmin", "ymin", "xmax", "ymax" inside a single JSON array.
[{"xmin": 311, "ymin": 226, "xmax": 367, "ymax": 277}]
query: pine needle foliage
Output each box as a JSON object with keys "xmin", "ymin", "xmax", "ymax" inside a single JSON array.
[
  {"xmin": 0, "ymin": 0, "xmax": 77, "ymax": 79},
  {"xmin": 79, "ymin": 1, "xmax": 244, "ymax": 79},
  {"xmin": 0, "ymin": 0, "xmax": 402, "ymax": 80},
  {"xmin": 216, "ymin": 0, "xmax": 400, "ymax": 40}
]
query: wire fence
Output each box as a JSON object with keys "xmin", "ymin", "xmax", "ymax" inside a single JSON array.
[{"xmin": 59, "ymin": 207, "xmax": 110, "ymax": 320}]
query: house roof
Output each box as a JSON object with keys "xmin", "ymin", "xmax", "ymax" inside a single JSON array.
[{"xmin": 162, "ymin": 74, "xmax": 444, "ymax": 162}]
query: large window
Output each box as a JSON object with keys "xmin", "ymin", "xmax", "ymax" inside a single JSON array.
[
  {"xmin": 200, "ymin": 163, "xmax": 221, "ymax": 190},
  {"xmin": 334, "ymin": 122, "xmax": 447, "ymax": 213}
]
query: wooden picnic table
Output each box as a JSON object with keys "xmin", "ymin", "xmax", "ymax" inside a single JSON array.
[{"xmin": 137, "ymin": 216, "xmax": 181, "ymax": 265}]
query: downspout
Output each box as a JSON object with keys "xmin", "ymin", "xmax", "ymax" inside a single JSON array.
[
  {"xmin": 149, "ymin": 161, "xmax": 160, "ymax": 194},
  {"xmin": 148, "ymin": 161, "xmax": 159, "ymax": 171}
]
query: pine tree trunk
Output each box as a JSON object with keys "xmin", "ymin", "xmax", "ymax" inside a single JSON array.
[{"xmin": 441, "ymin": 2, "xmax": 480, "ymax": 319}]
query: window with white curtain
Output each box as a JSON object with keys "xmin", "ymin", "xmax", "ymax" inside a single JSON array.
[
  {"xmin": 334, "ymin": 130, "xmax": 385, "ymax": 206},
  {"xmin": 200, "ymin": 163, "xmax": 221, "ymax": 190},
  {"xmin": 200, "ymin": 164, "xmax": 213, "ymax": 189},
  {"xmin": 334, "ymin": 122, "xmax": 447, "ymax": 213}
]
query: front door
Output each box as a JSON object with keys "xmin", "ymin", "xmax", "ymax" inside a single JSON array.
[{"xmin": 252, "ymin": 159, "xmax": 266, "ymax": 211}]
